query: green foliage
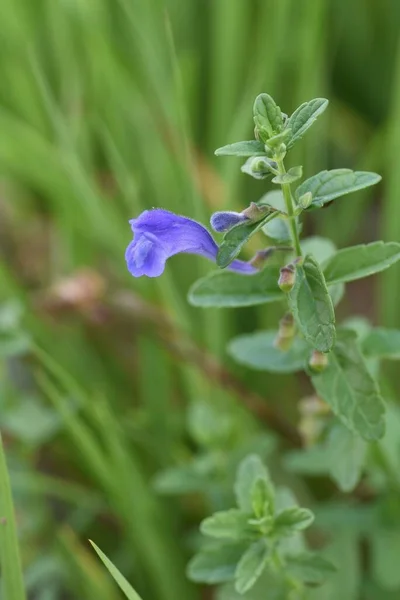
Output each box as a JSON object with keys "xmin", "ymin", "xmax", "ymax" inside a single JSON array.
[
  {"xmin": 274, "ymin": 507, "xmax": 314, "ymax": 533},
  {"xmin": 260, "ymin": 190, "xmax": 292, "ymax": 242},
  {"xmin": 285, "ymin": 423, "xmax": 368, "ymax": 493},
  {"xmin": 288, "ymin": 255, "xmax": 336, "ymax": 352},
  {"xmin": 370, "ymin": 529, "xmax": 400, "ymax": 590},
  {"xmin": 215, "ymin": 141, "xmax": 267, "ymax": 157},
  {"xmin": 234, "ymin": 540, "xmax": 270, "ymax": 594},
  {"xmin": 286, "ymin": 98, "xmax": 329, "ymax": 148},
  {"xmin": 188, "ymin": 543, "xmax": 248, "ymax": 585},
  {"xmin": 188, "ymin": 267, "xmax": 283, "ymax": 308},
  {"xmin": 228, "ymin": 330, "xmax": 309, "ymax": 373},
  {"xmin": 311, "ymin": 330, "xmax": 385, "ymax": 441},
  {"xmin": 0, "ymin": 301, "xmax": 30, "ymax": 358},
  {"xmin": 272, "ymin": 166, "xmax": 303, "ymax": 185},
  {"xmin": 201, "ymin": 510, "xmax": 258, "ymax": 541},
  {"xmin": 234, "ymin": 455, "xmax": 274, "ymax": 513},
  {"xmin": 0, "ymin": 433, "xmax": 26, "ymax": 600},
  {"xmin": 188, "ymin": 455, "xmax": 333, "ymax": 595},
  {"xmin": 89, "ymin": 541, "xmax": 144, "ymax": 600},
  {"xmin": 296, "ymin": 169, "xmax": 381, "ymax": 209},
  {"xmin": 253, "ymin": 94, "xmax": 283, "ymax": 141},
  {"xmin": 322, "ymin": 242, "xmax": 400, "ymax": 285},
  {"xmin": 217, "ymin": 210, "xmax": 279, "ymax": 268},
  {"xmin": 362, "ymin": 328, "xmax": 400, "ymax": 359},
  {"xmin": 2, "ymin": 4, "xmax": 400, "ymax": 599},
  {"xmin": 286, "ymin": 553, "xmax": 336, "ymax": 585},
  {"xmin": 327, "ymin": 425, "xmax": 368, "ymax": 492}
]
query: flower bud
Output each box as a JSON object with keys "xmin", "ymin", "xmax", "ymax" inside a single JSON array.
[
  {"xmin": 250, "ymin": 248, "xmax": 275, "ymax": 269},
  {"xmin": 264, "ymin": 129, "xmax": 291, "ymax": 149},
  {"xmin": 299, "ymin": 395, "xmax": 330, "ymax": 417},
  {"xmin": 278, "ymin": 264, "xmax": 296, "ymax": 292},
  {"xmin": 274, "ymin": 313, "xmax": 296, "ymax": 351},
  {"xmin": 308, "ymin": 350, "xmax": 329, "ymax": 373},
  {"xmin": 241, "ymin": 156, "xmax": 277, "ymax": 180},
  {"xmin": 298, "ymin": 395, "xmax": 330, "ymax": 446},
  {"xmin": 210, "ymin": 211, "xmax": 248, "ymax": 233},
  {"xmin": 298, "ymin": 191, "xmax": 313, "ymax": 210},
  {"xmin": 242, "ymin": 201, "xmax": 274, "ymax": 221},
  {"xmin": 254, "ymin": 125, "xmax": 270, "ymax": 144}
]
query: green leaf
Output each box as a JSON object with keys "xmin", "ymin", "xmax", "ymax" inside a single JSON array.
[
  {"xmin": 241, "ymin": 156, "xmax": 273, "ymax": 180},
  {"xmin": 2, "ymin": 398, "xmax": 62, "ymax": 446},
  {"xmin": 272, "ymin": 166, "xmax": 302, "ymax": 185},
  {"xmin": 234, "ymin": 540, "xmax": 270, "ymax": 594},
  {"xmin": 285, "ymin": 424, "xmax": 367, "ymax": 492},
  {"xmin": 300, "ymin": 236, "xmax": 337, "ymax": 263},
  {"xmin": 200, "ymin": 510, "xmax": 256, "ymax": 541},
  {"xmin": 187, "ymin": 543, "xmax": 247, "ymax": 584},
  {"xmin": 306, "ymin": 531, "xmax": 361, "ymax": 600},
  {"xmin": 260, "ymin": 191, "xmax": 290, "ymax": 242},
  {"xmin": 259, "ymin": 190, "xmax": 285, "ymax": 211},
  {"xmin": 251, "ymin": 478, "xmax": 273, "ymax": 519},
  {"xmin": 217, "ymin": 569, "xmax": 289, "ymax": 600},
  {"xmin": 296, "ymin": 169, "xmax": 381, "ymax": 209},
  {"xmin": 153, "ymin": 463, "xmax": 211, "ymax": 495},
  {"xmin": 0, "ymin": 331, "xmax": 30, "ymax": 357},
  {"xmin": 323, "ymin": 242, "xmax": 400, "ymax": 285},
  {"xmin": 187, "ymin": 400, "xmax": 237, "ymax": 447},
  {"xmin": 288, "ymin": 255, "xmax": 336, "ymax": 352},
  {"xmin": 361, "ymin": 328, "xmax": 400, "ymax": 359},
  {"xmin": 286, "ymin": 98, "xmax": 329, "ymax": 148},
  {"xmin": 215, "ymin": 140, "xmax": 267, "ymax": 157},
  {"xmin": 311, "ymin": 330, "xmax": 386, "ymax": 441},
  {"xmin": 329, "ymin": 282, "xmax": 345, "ymax": 308},
  {"xmin": 375, "ymin": 405, "xmax": 400, "ymax": 486},
  {"xmin": 217, "ymin": 211, "xmax": 278, "ymax": 268},
  {"xmin": 263, "ymin": 217, "xmax": 291, "ymax": 243},
  {"xmin": 300, "ymin": 238, "xmax": 344, "ymax": 307},
  {"xmin": 370, "ymin": 529, "xmax": 400, "ymax": 590},
  {"xmin": 274, "ymin": 507, "xmax": 314, "ymax": 533},
  {"xmin": 228, "ymin": 330, "xmax": 309, "ymax": 373},
  {"xmin": 253, "ymin": 94, "xmax": 283, "ymax": 138},
  {"xmin": 234, "ymin": 455, "xmax": 273, "ymax": 514},
  {"xmin": 265, "ymin": 129, "xmax": 292, "ymax": 149},
  {"xmin": 89, "ymin": 541, "xmax": 143, "ymax": 600},
  {"xmin": 284, "ymin": 447, "xmax": 331, "ymax": 476},
  {"xmin": 286, "ymin": 553, "xmax": 336, "ymax": 585},
  {"xmin": 188, "ymin": 267, "xmax": 283, "ymax": 308},
  {"xmin": 326, "ymin": 424, "xmax": 367, "ymax": 492}
]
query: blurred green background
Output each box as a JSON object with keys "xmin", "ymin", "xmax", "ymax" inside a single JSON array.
[{"xmin": 1, "ymin": 0, "xmax": 400, "ymax": 598}]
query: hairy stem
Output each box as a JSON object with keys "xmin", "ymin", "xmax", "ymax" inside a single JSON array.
[{"xmin": 276, "ymin": 157, "xmax": 302, "ymax": 257}]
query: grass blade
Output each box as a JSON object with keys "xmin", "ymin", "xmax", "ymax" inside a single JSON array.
[
  {"xmin": 0, "ymin": 432, "xmax": 26, "ymax": 600},
  {"xmin": 89, "ymin": 540, "xmax": 144, "ymax": 600}
]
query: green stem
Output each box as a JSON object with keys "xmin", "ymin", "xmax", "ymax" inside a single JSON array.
[{"xmin": 276, "ymin": 157, "xmax": 302, "ymax": 257}]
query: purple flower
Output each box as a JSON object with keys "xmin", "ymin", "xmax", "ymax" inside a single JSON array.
[
  {"xmin": 125, "ymin": 209, "xmax": 256, "ymax": 277},
  {"xmin": 210, "ymin": 211, "xmax": 249, "ymax": 232}
]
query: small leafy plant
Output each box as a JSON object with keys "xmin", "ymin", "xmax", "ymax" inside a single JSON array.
[
  {"xmin": 122, "ymin": 93, "xmax": 400, "ymax": 597},
  {"xmin": 187, "ymin": 454, "xmax": 335, "ymax": 597}
]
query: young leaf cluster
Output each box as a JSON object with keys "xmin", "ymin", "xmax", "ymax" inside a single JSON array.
[{"xmin": 187, "ymin": 455, "xmax": 335, "ymax": 595}]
